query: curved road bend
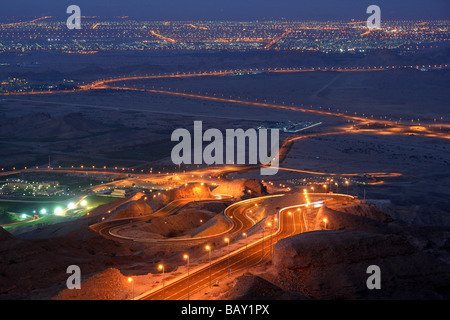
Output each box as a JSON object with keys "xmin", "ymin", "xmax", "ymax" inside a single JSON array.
[
  {"xmin": 90, "ymin": 198, "xmax": 221, "ymax": 240},
  {"xmin": 105, "ymin": 195, "xmax": 284, "ymax": 243},
  {"xmin": 138, "ymin": 194, "xmax": 354, "ymax": 300}
]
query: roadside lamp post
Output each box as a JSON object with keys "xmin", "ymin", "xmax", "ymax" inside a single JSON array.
[
  {"xmin": 158, "ymin": 264, "xmax": 165, "ymax": 300},
  {"xmin": 128, "ymin": 277, "xmax": 134, "ymax": 300},
  {"xmin": 183, "ymin": 254, "xmax": 190, "ymax": 300},
  {"xmin": 323, "ymin": 218, "xmax": 328, "ymax": 229},
  {"xmin": 242, "ymin": 233, "xmax": 248, "ymax": 272},
  {"xmin": 345, "ymin": 180, "xmax": 349, "ymax": 194},
  {"xmin": 205, "ymin": 245, "xmax": 212, "ymax": 287},
  {"xmin": 224, "ymin": 237, "xmax": 230, "ymax": 275}
]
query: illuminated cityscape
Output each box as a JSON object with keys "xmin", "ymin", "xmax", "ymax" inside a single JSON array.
[
  {"xmin": 0, "ymin": 1, "xmax": 449, "ymax": 311},
  {"xmin": 0, "ymin": 18, "xmax": 448, "ymax": 53}
]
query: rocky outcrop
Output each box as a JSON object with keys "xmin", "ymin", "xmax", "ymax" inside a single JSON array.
[
  {"xmin": 223, "ymin": 274, "xmax": 309, "ymax": 300},
  {"xmin": 108, "ymin": 198, "xmax": 154, "ymax": 220},
  {"xmin": 172, "ymin": 183, "xmax": 213, "ymax": 200},
  {"xmin": 0, "ymin": 227, "xmax": 15, "ymax": 242},
  {"xmin": 114, "ymin": 201, "xmax": 229, "ymax": 239},
  {"xmin": 0, "ymin": 221, "xmax": 139, "ymax": 299},
  {"xmin": 212, "ymin": 179, "xmax": 267, "ymax": 199},
  {"xmin": 336, "ymin": 202, "xmax": 393, "ymax": 223},
  {"xmin": 272, "ymin": 230, "xmax": 450, "ymax": 299},
  {"xmin": 53, "ymin": 268, "xmax": 131, "ymax": 300},
  {"xmin": 311, "ymin": 206, "xmax": 392, "ymax": 234}
]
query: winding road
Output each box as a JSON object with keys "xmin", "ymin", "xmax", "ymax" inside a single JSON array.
[{"xmin": 136, "ymin": 193, "xmax": 355, "ymax": 300}]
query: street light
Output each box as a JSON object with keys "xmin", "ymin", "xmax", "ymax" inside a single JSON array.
[
  {"xmin": 345, "ymin": 180, "xmax": 349, "ymax": 194},
  {"xmin": 205, "ymin": 245, "xmax": 212, "ymax": 287},
  {"xmin": 242, "ymin": 232, "xmax": 248, "ymax": 272},
  {"xmin": 323, "ymin": 218, "xmax": 328, "ymax": 229},
  {"xmin": 224, "ymin": 237, "xmax": 231, "ymax": 275},
  {"xmin": 183, "ymin": 254, "xmax": 190, "ymax": 300},
  {"xmin": 128, "ymin": 277, "xmax": 134, "ymax": 300},
  {"xmin": 158, "ymin": 264, "xmax": 165, "ymax": 300}
]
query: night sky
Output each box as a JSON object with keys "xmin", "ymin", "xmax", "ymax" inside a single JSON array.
[{"xmin": 2, "ymin": 0, "xmax": 449, "ymax": 20}]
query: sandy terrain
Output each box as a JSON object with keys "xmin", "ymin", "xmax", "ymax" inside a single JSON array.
[
  {"xmin": 1, "ymin": 48, "xmax": 449, "ymax": 300},
  {"xmin": 42, "ymin": 195, "xmax": 450, "ymax": 300}
]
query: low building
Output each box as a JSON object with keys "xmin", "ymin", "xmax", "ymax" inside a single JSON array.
[{"xmin": 110, "ymin": 189, "xmax": 126, "ymax": 198}]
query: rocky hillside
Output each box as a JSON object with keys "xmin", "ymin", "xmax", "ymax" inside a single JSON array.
[
  {"xmin": 212, "ymin": 179, "xmax": 267, "ymax": 199},
  {"xmin": 272, "ymin": 230, "xmax": 450, "ymax": 299}
]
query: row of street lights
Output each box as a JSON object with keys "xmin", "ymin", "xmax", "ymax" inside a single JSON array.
[{"xmin": 128, "ymin": 215, "xmax": 284, "ymax": 300}]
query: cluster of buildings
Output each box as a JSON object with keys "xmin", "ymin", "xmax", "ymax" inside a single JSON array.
[
  {"xmin": 0, "ymin": 18, "xmax": 447, "ymax": 53},
  {"xmin": 0, "ymin": 178, "xmax": 65, "ymax": 196}
]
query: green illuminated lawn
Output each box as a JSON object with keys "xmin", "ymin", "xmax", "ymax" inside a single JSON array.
[{"xmin": 1, "ymin": 194, "xmax": 121, "ymax": 230}]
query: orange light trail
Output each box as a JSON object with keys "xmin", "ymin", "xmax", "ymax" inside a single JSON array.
[
  {"xmin": 267, "ymin": 165, "xmax": 401, "ymax": 178},
  {"xmin": 1, "ymin": 67, "xmax": 449, "ymax": 140},
  {"xmin": 264, "ymin": 29, "xmax": 291, "ymax": 50},
  {"xmin": 99, "ymin": 85, "xmax": 450, "ymax": 140},
  {"xmin": 1, "ymin": 16, "xmax": 52, "ymax": 27},
  {"xmin": 150, "ymin": 30, "xmax": 177, "ymax": 43},
  {"xmin": 187, "ymin": 24, "xmax": 208, "ymax": 30}
]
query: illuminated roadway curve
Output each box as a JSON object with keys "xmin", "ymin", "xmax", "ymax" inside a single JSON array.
[
  {"xmin": 94, "ymin": 194, "xmax": 283, "ymax": 244},
  {"xmin": 137, "ymin": 193, "xmax": 354, "ymax": 300},
  {"xmin": 89, "ymin": 197, "xmax": 223, "ymax": 240}
]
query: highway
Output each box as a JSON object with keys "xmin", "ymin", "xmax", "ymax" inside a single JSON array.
[
  {"xmin": 90, "ymin": 197, "xmax": 218, "ymax": 240},
  {"xmin": 136, "ymin": 193, "xmax": 354, "ymax": 300},
  {"xmin": 96, "ymin": 195, "xmax": 283, "ymax": 244},
  {"xmin": 104, "ymin": 85, "xmax": 450, "ymax": 140},
  {"xmin": 1, "ymin": 64, "xmax": 448, "ymax": 140}
]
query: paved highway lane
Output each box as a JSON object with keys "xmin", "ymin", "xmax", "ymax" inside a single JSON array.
[
  {"xmin": 90, "ymin": 198, "xmax": 207, "ymax": 240},
  {"xmin": 105, "ymin": 195, "xmax": 283, "ymax": 243},
  {"xmin": 138, "ymin": 193, "xmax": 354, "ymax": 300}
]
